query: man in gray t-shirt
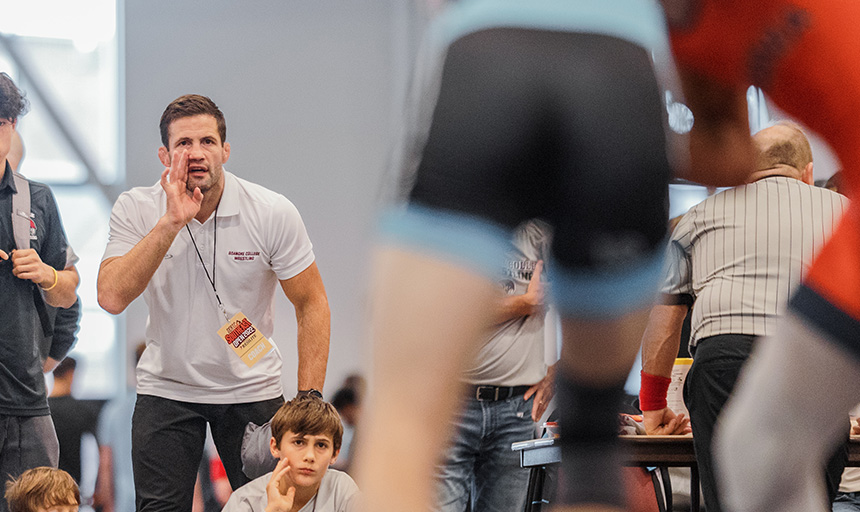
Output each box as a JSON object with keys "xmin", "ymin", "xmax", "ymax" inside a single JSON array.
[{"xmin": 433, "ymin": 219, "xmax": 554, "ymax": 512}]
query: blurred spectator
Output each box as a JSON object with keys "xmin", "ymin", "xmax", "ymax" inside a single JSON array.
[
  {"xmin": 330, "ymin": 386, "xmax": 361, "ymax": 473},
  {"xmin": 48, "ymin": 357, "xmax": 104, "ymax": 500},
  {"xmin": 340, "ymin": 374, "xmax": 366, "ymax": 403},
  {"xmin": 193, "ymin": 439, "xmax": 232, "ymax": 512},
  {"xmin": 93, "ymin": 344, "xmax": 144, "ymax": 512}
]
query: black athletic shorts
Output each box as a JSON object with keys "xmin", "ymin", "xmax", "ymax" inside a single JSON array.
[{"xmin": 382, "ymin": 27, "xmax": 674, "ymax": 316}]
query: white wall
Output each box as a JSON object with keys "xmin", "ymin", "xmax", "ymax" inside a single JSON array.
[{"xmin": 123, "ymin": 0, "xmax": 428, "ymax": 396}]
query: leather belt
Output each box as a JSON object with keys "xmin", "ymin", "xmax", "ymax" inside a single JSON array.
[{"xmin": 467, "ymin": 385, "xmax": 531, "ymax": 401}]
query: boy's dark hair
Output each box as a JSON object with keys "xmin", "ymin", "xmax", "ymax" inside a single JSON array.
[
  {"xmin": 159, "ymin": 94, "xmax": 226, "ymax": 147},
  {"xmin": 271, "ymin": 396, "xmax": 344, "ymax": 453},
  {"xmin": 5, "ymin": 467, "xmax": 80, "ymax": 512},
  {"xmin": 53, "ymin": 356, "xmax": 77, "ymax": 379},
  {"xmin": 0, "ymin": 73, "xmax": 29, "ymax": 121}
]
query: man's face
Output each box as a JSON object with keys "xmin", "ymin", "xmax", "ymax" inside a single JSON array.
[
  {"xmin": 0, "ymin": 117, "xmax": 17, "ymax": 168},
  {"xmin": 270, "ymin": 431, "xmax": 338, "ymax": 490},
  {"xmin": 158, "ymin": 114, "xmax": 230, "ymax": 195}
]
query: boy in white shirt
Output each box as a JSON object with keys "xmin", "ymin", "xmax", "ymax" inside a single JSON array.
[{"xmin": 223, "ymin": 397, "xmax": 358, "ymax": 512}]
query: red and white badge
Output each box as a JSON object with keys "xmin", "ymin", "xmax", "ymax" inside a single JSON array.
[{"xmin": 217, "ymin": 312, "xmax": 273, "ymax": 367}]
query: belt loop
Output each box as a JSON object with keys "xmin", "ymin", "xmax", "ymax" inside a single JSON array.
[{"xmin": 494, "ymin": 387, "xmax": 500, "ymax": 401}]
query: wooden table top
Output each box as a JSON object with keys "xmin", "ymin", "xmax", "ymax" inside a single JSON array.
[{"xmin": 620, "ymin": 435, "xmax": 860, "ymax": 467}]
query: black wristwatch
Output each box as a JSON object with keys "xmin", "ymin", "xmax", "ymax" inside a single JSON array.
[{"xmin": 297, "ymin": 388, "xmax": 323, "ymax": 400}]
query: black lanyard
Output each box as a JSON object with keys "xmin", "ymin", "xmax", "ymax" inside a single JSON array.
[{"xmin": 185, "ymin": 208, "xmax": 228, "ymax": 320}]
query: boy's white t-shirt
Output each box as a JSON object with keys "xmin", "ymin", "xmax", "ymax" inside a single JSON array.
[{"xmin": 222, "ymin": 468, "xmax": 358, "ymax": 512}]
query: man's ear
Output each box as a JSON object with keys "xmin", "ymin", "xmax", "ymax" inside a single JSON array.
[
  {"xmin": 222, "ymin": 141, "xmax": 230, "ymax": 164},
  {"xmin": 330, "ymin": 449, "xmax": 340, "ymax": 465},
  {"xmin": 270, "ymin": 436, "xmax": 280, "ymax": 458},
  {"xmin": 158, "ymin": 146, "xmax": 170, "ymax": 168},
  {"xmin": 802, "ymin": 161, "xmax": 814, "ymax": 185}
]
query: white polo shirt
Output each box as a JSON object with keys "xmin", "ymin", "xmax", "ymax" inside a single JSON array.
[{"xmin": 103, "ymin": 170, "xmax": 315, "ymax": 403}]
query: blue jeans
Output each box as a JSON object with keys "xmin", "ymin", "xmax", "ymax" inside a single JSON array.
[
  {"xmin": 433, "ymin": 394, "xmax": 535, "ymax": 512},
  {"xmin": 834, "ymin": 492, "xmax": 860, "ymax": 511}
]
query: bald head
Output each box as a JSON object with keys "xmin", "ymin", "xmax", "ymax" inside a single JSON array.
[
  {"xmin": 7, "ymin": 130, "xmax": 23, "ymax": 171},
  {"xmin": 749, "ymin": 122, "xmax": 813, "ymax": 184}
]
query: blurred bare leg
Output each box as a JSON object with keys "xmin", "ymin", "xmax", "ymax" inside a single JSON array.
[
  {"xmin": 716, "ymin": 313, "xmax": 860, "ymax": 512},
  {"xmin": 354, "ymin": 248, "xmax": 497, "ymax": 512},
  {"xmin": 551, "ymin": 310, "xmax": 650, "ymax": 512}
]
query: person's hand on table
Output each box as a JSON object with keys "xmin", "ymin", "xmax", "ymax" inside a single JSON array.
[{"xmin": 643, "ymin": 407, "xmax": 691, "ymax": 435}]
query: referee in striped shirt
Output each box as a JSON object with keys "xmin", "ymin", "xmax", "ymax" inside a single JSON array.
[{"xmin": 638, "ymin": 121, "xmax": 849, "ymax": 512}]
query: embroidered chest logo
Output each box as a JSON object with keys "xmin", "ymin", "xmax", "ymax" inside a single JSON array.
[{"xmin": 228, "ymin": 250, "xmax": 260, "ymax": 262}]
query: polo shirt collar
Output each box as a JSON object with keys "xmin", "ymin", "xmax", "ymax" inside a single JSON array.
[
  {"xmin": 216, "ymin": 169, "xmax": 240, "ymax": 218},
  {"xmin": 0, "ymin": 161, "xmax": 16, "ymax": 194}
]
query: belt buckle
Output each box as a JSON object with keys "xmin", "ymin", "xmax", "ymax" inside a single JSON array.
[{"xmin": 475, "ymin": 386, "xmax": 499, "ymax": 401}]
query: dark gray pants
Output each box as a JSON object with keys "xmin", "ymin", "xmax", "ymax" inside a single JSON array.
[
  {"xmin": 0, "ymin": 414, "xmax": 59, "ymax": 512},
  {"xmin": 132, "ymin": 394, "xmax": 284, "ymax": 512}
]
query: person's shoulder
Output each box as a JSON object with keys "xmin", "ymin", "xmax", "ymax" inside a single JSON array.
[
  {"xmin": 314, "ymin": 469, "xmax": 360, "ymax": 512},
  {"xmin": 229, "ymin": 173, "xmax": 287, "ymax": 201},
  {"xmin": 811, "ymin": 183, "xmax": 849, "ymax": 203},
  {"xmin": 17, "ymin": 175, "xmax": 58, "ymax": 205},
  {"xmin": 222, "ymin": 472, "xmax": 272, "ymax": 512},
  {"xmin": 324, "ymin": 469, "xmax": 359, "ymax": 495},
  {"xmin": 114, "ymin": 180, "xmax": 165, "ymax": 209},
  {"xmin": 326, "ymin": 468, "xmax": 357, "ymax": 484},
  {"xmin": 228, "ymin": 172, "xmax": 299, "ymax": 214},
  {"xmin": 783, "ymin": 179, "xmax": 850, "ymax": 205}
]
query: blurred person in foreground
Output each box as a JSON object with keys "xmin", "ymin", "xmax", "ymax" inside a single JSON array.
[
  {"xmin": 353, "ymin": 1, "xmax": 681, "ymax": 511},
  {"xmin": 644, "ymin": 1, "xmax": 860, "ymax": 510},
  {"xmin": 639, "ymin": 122, "xmax": 848, "ymax": 512}
]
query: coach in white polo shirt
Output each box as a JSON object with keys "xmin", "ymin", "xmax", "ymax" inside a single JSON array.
[{"xmin": 97, "ymin": 94, "xmax": 330, "ymax": 512}]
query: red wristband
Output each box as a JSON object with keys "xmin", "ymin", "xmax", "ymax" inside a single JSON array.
[{"xmin": 639, "ymin": 370, "xmax": 671, "ymax": 411}]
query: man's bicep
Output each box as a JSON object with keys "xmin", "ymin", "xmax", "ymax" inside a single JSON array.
[
  {"xmin": 660, "ymin": 240, "xmax": 693, "ymax": 296},
  {"xmin": 102, "ymin": 193, "xmax": 148, "ymax": 260},
  {"xmin": 279, "ymin": 261, "xmax": 327, "ymax": 307}
]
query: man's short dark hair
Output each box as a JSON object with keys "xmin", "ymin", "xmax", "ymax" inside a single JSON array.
[
  {"xmin": 159, "ymin": 94, "xmax": 226, "ymax": 147},
  {"xmin": 0, "ymin": 73, "xmax": 29, "ymax": 121}
]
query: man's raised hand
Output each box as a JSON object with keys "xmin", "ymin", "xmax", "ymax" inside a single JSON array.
[{"xmin": 160, "ymin": 148, "xmax": 203, "ymax": 229}]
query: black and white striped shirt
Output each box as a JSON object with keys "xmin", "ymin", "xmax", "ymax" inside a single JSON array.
[{"xmin": 662, "ymin": 176, "xmax": 849, "ymax": 348}]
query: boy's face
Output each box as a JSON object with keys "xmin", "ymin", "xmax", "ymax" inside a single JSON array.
[{"xmin": 270, "ymin": 430, "xmax": 339, "ymax": 489}]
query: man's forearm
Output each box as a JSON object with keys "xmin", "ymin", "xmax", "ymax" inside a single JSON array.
[
  {"xmin": 98, "ymin": 217, "xmax": 183, "ymax": 315},
  {"xmin": 640, "ymin": 303, "xmax": 689, "ymax": 378},
  {"xmin": 495, "ymin": 293, "xmax": 540, "ymax": 324},
  {"xmin": 295, "ymin": 297, "xmax": 330, "ymax": 391}
]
